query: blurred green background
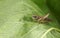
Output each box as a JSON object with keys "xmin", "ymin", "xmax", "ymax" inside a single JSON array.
[{"xmin": 0, "ymin": 0, "xmax": 60, "ymax": 38}]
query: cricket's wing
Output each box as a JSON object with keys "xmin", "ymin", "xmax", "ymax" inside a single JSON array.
[{"xmin": 44, "ymin": 18, "xmax": 52, "ymax": 21}]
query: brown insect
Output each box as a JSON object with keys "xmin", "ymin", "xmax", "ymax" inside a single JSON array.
[{"xmin": 32, "ymin": 13, "xmax": 51, "ymax": 23}]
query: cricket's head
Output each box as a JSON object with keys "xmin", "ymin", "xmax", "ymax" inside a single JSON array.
[{"xmin": 32, "ymin": 15, "xmax": 41, "ymax": 20}]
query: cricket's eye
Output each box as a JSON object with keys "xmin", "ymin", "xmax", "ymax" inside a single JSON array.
[{"xmin": 33, "ymin": 15, "xmax": 37, "ymax": 18}]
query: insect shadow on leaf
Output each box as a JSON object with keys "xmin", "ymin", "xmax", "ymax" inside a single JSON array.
[{"xmin": 23, "ymin": 16, "xmax": 34, "ymax": 22}]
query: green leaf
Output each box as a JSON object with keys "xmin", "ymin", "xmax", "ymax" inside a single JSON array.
[{"xmin": 0, "ymin": 0, "xmax": 60, "ymax": 38}]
